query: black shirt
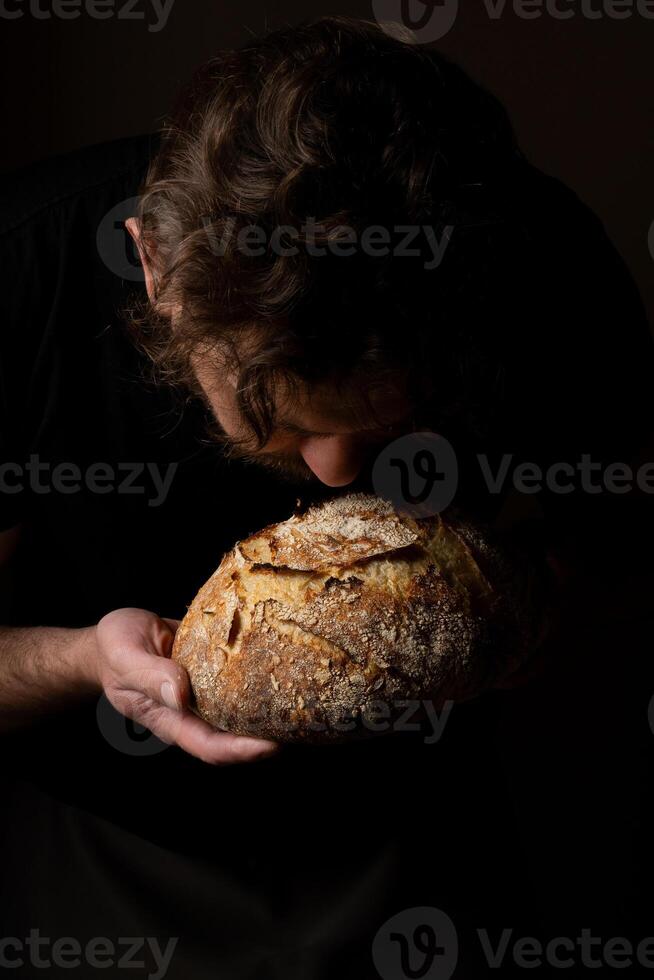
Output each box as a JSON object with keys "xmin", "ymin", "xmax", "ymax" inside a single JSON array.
[{"xmin": 1, "ymin": 136, "xmax": 653, "ymax": 979}]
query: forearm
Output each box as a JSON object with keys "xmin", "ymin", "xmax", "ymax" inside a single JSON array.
[{"xmin": 0, "ymin": 625, "xmax": 100, "ymax": 731}]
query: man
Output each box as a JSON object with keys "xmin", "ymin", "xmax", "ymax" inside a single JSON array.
[{"xmin": 1, "ymin": 16, "xmax": 652, "ymax": 979}]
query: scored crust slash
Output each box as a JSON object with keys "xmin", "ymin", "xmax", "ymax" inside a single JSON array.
[{"xmin": 172, "ymin": 493, "xmax": 547, "ymax": 743}]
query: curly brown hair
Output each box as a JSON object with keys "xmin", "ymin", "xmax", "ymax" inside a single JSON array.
[{"xmin": 130, "ymin": 15, "xmax": 526, "ymax": 447}]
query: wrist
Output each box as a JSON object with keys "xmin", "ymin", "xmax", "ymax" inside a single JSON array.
[{"xmin": 68, "ymin": 625, "xmax": 102, "ymax": 695}]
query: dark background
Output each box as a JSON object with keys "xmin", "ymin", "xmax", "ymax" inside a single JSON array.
[
  {"xmin": 1, "ymin": 0, "xmax": 653, "ymax": 329},
  {"xmin": 1, "ymin": 6, "xmax": 653, "ymax": 974}
]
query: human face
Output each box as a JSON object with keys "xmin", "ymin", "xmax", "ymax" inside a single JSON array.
[
  {"xmin": 124, "ymin": 219, "xmax": 411, "ymax": 486},
  {"xmin": 192, "ymin": 358, "xmax": 412, "ymax": 488}
]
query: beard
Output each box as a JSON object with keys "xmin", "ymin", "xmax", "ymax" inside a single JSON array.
[
  {"xmin": 199, "ymin": 411, "xmax": 318, "ymax": 484},
  {"xmin": 229, "ymin": 448, "xmax": 318, "ymax": 485},
  {"xmin": 231, "ymin": 446, "xmax": 378, "ymax": 496},
  {"xmin": 197, "ymin": 398, "xmax": 377, "ymax": 492}
]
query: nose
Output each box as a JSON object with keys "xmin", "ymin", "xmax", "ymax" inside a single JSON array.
[{"xmin": 299, "ymin": 435, "xmax": 365, "ymax": 487}]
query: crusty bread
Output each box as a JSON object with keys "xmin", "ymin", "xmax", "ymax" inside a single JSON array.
[{"xmin": 172, "ymin": 493, "xmax": 544, "ymax": 742}]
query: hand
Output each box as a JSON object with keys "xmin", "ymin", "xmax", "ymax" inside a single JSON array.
[{"xmin": 91, "ymin": 608, "xmax": 279, "ymax": 765}]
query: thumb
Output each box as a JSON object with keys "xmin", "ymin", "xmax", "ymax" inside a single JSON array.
[
  {"xmin": 141, "ymin": 616, "xmax": 181, "ymax": 660},
  {"xmin": 118, "ymin": 617, "xmax": 189, "ymax": 709},
  {"xmin": 141, "ymin": 617, "xmax": 188, "ymax": 710},
  {"xmin": 124, "ymin": 656, "xmax": 191, "ymax": 712}
]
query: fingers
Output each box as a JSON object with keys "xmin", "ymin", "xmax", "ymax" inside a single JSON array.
[
  {"xmin": 98, "ymin": 609, "xmax": 278, "ymax": 765},
  {"xmin": 140, "ymin": 616, "xmax": 178, "ymax": 659},
  {"xmin": 98, "ymin": 609, "xmax": 190, "ymax": 708},
  {"xmin": 98, "ymin": 608, "xmax": 177, "ymax": 660},
  {"xmin": 120, "ymin": 658, "xmax": 192, "ymax": 713},
  {"xmin": 132, "ymin": 619, "xmax": 184, "ymax": 702},
  {"xmin": 161, "ymin": 617, "xmax": 181, "ymax": 638},
  {"xmin": 117, "ymin": 692, "xmax": 279, "ymax": 765},
  {"xmin": 160, "ymin": 709, "xmax": 279, "ymax": 765}
]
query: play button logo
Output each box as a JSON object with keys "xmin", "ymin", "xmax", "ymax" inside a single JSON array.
[
  {"xmin": 373, "ymin": 0, "xmax": 459, "ymax": 42},
  {"xmin": 372, "ymin": 907, "xmax": 459, "ymax": 980}
]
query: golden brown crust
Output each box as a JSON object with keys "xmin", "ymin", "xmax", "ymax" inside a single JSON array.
[
  {"xmin": 172, "ymin": 493, "xmax": 543, "ymax": 742},
  {"xmin": 238, "ymin": 493, "xmax": 419, "ymax": 570}
]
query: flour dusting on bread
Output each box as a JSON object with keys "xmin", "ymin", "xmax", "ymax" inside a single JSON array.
[{"xmin": 172, "ymin": 492, "xmax": 542, "ymax": 742}]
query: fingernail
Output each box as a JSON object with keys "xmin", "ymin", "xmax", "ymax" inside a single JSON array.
[{"xmin": 160, "ymin": 681, "xmax": 180, "ymax": 711}]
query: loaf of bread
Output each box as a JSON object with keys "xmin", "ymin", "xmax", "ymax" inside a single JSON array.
[{"xmin": 172, "ymin": 493, "xmax": 543, "ymax": 742}]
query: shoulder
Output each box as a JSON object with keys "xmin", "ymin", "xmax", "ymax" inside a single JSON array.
[
  {"xmin": 0, "ymin": 134, "xmax": 159, "ymax": 346},
  {"xmin": 0, "ymin": 136, "xmax": 160, "ymax": 414}
]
